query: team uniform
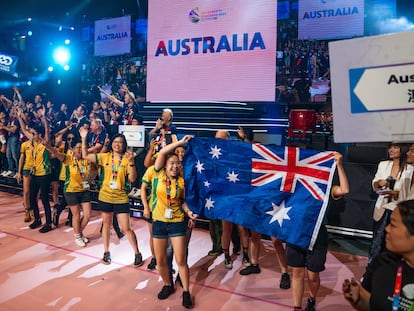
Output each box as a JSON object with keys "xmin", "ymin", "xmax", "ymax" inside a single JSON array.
[
  {"xmin": 95, "ymin": 152, "xmax": 131, "ymax": 212},
  {"xmin": 141, "ymin": 166, "xmax": 187, "ymax": 238},
  {"xmin": 62, "ymin": 152, "xmax": 91, "ymax": 205}
]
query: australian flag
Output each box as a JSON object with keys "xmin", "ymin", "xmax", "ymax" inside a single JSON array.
[{"xmin": 183, "ymin": 137, "xmax": 336, "ymax": 250}]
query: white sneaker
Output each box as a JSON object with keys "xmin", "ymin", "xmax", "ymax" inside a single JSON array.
[
  {"xmin": 75, "ymin": 237, "xmax": 86, "ymax": 247},
  {"xmin": 81, "ymin": 235, "xmax": 89, "ymax": 243},
  {"xmin": 3, "ymin": 170, "xmax": 13, "ymax": 177}
]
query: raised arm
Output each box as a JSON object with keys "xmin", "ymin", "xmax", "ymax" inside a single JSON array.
[
  {"xmin": 154, "ymin": 135, "xmax": 192, "ymax": 171},
  {"xmin": 16, "ymin": 107, "xmax": 32, "ymax": 140},
  {"xmin": 13, "ymin": 86, "xmax": 25, "ymax": 106},
  {"xmin": 98, "ymin": 86, "xmax": 123, "ymax": 107},
  {"xmin": 149, "ymin": 118, "xmax": 163, "ymax": 136},
  {"xmin": 332, "ymin": 152, "xmax": 349, "ymax": 197},
  {"xmin": 79, "ymin": 127, "xmax": 97, "ymax": 163}
]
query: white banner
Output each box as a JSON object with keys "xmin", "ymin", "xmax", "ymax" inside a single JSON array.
[
  {"xmin": 298, "ymin": 0, "xmax": 364, "ymax": 40},
  {"xmin": 330, "ymin": 30, "xmax": 414, "ymax": 143},
  {"xmin": 94, "ymin": 16, "xmax": 131, "ymax": 56},
  {"xmin": 147, "ymin": 0, "xmax": 276, "ymax": 102}
]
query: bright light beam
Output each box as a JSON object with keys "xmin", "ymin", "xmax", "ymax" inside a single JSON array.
[{"xmin": 52, "ymin": 46, "xmax": 71, "ymax": 66}]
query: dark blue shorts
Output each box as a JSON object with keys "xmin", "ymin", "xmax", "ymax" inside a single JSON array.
[
  {"xmin": 152, "ymin": 220, "xmax": 187, "ymax": 239},
  {"xmin": 64, "ymin": 191, "xmax": 91, "ymax": 206},
  {"xmin": 285, "ymin": 243, "xmax": 327, "ymax": 273},
  {"xmin": 96, "ymin": 200, "xmax": 130, "ymax": 214}
]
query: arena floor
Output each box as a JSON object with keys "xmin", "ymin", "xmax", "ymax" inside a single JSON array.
[{"xmin": 0, "ymin": 191, "xmax": 367, "ymax": 310}]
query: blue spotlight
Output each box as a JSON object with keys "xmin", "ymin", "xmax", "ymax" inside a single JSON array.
[
  {"xmin": 48, "ymin": 66, "xmax": 54, "ymax": 72},
  {"xmin": 52, "ymin": 46, "xmax": 71, "ymax": 66}
]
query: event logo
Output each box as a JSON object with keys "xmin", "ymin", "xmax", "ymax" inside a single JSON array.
[
  {"xmin": 188, "ymin": 7, "xmax": 201, "ymax": 23},
  {"xmin": 0, "ymin": 54, "xmax": 13, "ymax": 66},
  {"xmin": 188, "ymin": 7, "xmax": 227, "ymax": 23}
]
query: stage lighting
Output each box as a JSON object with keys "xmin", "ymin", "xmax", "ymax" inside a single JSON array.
[
  {"xmin": 27, "ymin": 81, "xmax": 32, "ymax": 86},
  {"xmin": 63, "ymin": 65, "xmax": 70, "ymax": 71},
  {"xmin": 64, "ymin": 39, "xmax": 70, "ymax": 45},
  {"xmin": 48, "ymin": 66, "xmax": 54, "ymax": 72},
  {"xmin": 52, "ymin": 46, "xmax": 71, "ymax": 66}
]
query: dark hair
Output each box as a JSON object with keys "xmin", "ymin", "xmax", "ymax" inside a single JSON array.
[
  {"xmin": 109, "ymin": 134, "xmax": 128, "ymax": 153},
  {"xmin": 397, "ymin": 200, "xmax": 414, "ymax": 235},
  {"xmin": 33, "ymin": 125, "xmax": 45, "ymax": 137},
  {"xmin": 389, "ymin": 143, "xmax": 409, "ymax": 177},
  {"xmin": 166, "ymin": 152, "xmax": 179, "ymax": 161}
]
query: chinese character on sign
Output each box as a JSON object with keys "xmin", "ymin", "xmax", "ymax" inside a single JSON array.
[{"xmin": 408, "ymin": 89, "xmax": 414, "ymax": 103}]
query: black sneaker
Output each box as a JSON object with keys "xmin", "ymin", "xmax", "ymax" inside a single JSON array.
[
  {"xmin": 147, "ymin": 257, "xmax": 157, "ymax": 270},
  {"xmin": 157, "ymin": 285, "xmax": 174, "ymax": 300},
  {"xmin": 239, "ymin": 264, "xmax": 261, "ymax": 275},
  {"xmin": 29, "ymin": 219, "xmax": 42, "ymax": 229},
  {"xmin": 134, "ymin": 253, "xmax": 143, "ymax": 267},
  {"xmin": 224, "ymin": 256, "xmax": 233, "ymax": 270},
  {"xmin": 182, "ymin": 291, "xmax": 193, "ymax": 309},
  {"xmin": 207, "ymin": 248, "xmax": 223, "ymax": 256},
  {"xmin": 305, "ymin": 297, "xmax": 316, "ymax": 311},
  {"xmin": 242, "ymin": 254, "xmax": 251, "ymax": 267},
  {"xmin": 39, "ymin": 224, "xmax": 53, "ymax": 233},
  {"xmin": 102, "ymin": 252, "xmax": 111, "ymax": 265},
  {"xmin": 52, "ymin": 208, "xmax": 62, "ymax": 227},
  {"xmin": 280, "ymin": 272, "xmax": 291, "ymax": 289}
]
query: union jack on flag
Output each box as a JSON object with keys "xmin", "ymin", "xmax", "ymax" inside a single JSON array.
[
  {"xmin": 252, "ymin": 144, "xmax": 333, "ymax": 201},
  {"xmin": 183, "ymin": 138, "xmax": 336, "ymax": 249}
]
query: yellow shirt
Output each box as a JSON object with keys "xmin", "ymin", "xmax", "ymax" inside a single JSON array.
[
  {"xmin": 96, "ymin": 152, "xmax": 131, "ymax": 204},
  {"xmin": 58, "ymin": 147, "xmax": 69, "ymax": 181},
  {"xmin": 141, "ymin": 166, "xmax": 185, "ymax": 222},
  {"xmin": 62, "ymin": 152, "xmax": 90, "ymax": 193},
  {"xmin": 21, "ymin": 140, "xmax": 50, "ymax": 176},
  {"xmin": 20, "ymin": 140, "xmax": 33, "ymax": 171}
]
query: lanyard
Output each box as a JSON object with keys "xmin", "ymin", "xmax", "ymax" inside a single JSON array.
[
  {"xmin": 111, "ymin": 153, "xmax": 122, "ymax": 179},
  {"xmin": 166, "ymin": 177, "xmax": 178, "ymax": 208},
  {"xmin": 392, "ymin": 261, "xmax": 403, "ymax": 311},
  {"xmin": 74, "ymin": 157, "xmax": 86, "ymax": 179}
]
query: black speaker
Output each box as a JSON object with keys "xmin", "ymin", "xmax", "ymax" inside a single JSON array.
[
  {"xmin": 327, "ymin": 162, "xmax": 377, "ymax": 233},
  {"xmin": 311, "ymin": 133, "xmax": 327, "ymax": 150},
  {"xmin": 346, "ymin": 145, "xmax": 388, "ymax": 164}
]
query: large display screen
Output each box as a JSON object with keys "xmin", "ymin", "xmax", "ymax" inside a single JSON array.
[
  {"xmin": 94, "ymin": 16, "xmax": 131, "ymax": 56},
  {"xmin": 298, "ymin": 0, "xmax": 364, "ymax": 40},
  {"xmin": 147, "ymin": 0, "xmax": 276, "ymax": 102}
]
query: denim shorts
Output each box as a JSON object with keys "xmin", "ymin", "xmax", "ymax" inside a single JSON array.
[{"xmin": 152, "ymin": 220, "xmax": 187, "ymax": 239}]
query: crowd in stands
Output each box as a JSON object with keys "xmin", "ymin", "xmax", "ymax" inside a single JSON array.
[{"xmin": 80, "ymin": 54, "xmax": 147, "ymax": 105}]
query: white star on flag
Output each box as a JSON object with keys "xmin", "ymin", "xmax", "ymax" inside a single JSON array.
[
  {"xmin": 205, "ymin": 197, "xmax": 215, "ymax": 210},
  {"xmin": 226, "ymin": 171, "xmax": 240, "ymax": 183},
  {"xmin": 266, "ymin": 201, "xmax": 292, "ymax": 227},
  {"xmin": 209, "ymin": 145, "xmax": 222, "ymax": 159},
  {"xmin": 203, "ymin": 180, "xmax": 211, "ymax": 188},
  {"xmin": 195, "ymin": 160, "xmax": 205, "ymax": 173}
]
